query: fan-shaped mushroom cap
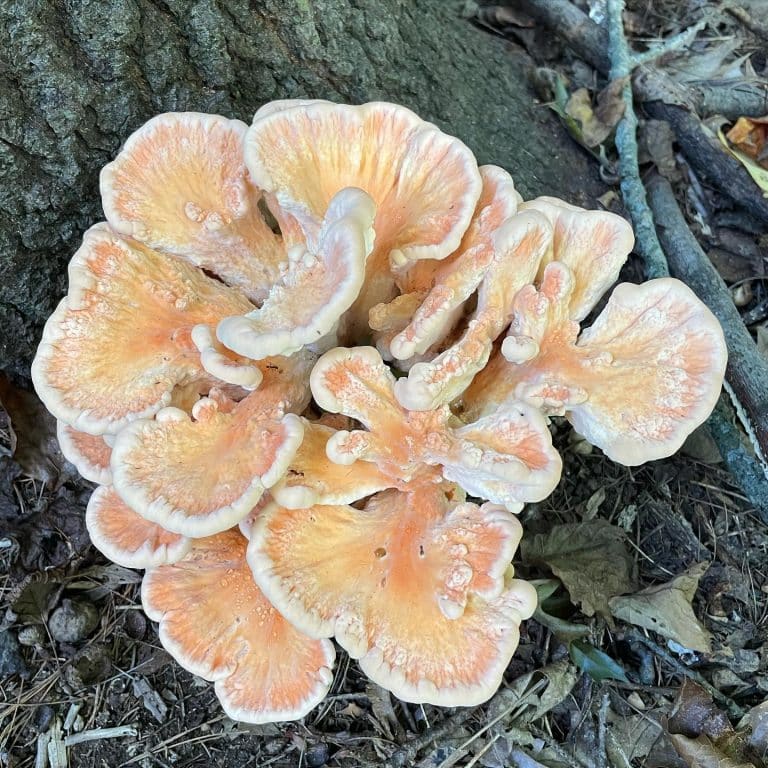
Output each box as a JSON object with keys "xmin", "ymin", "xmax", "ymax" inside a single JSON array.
[
  {"xmin": 369, "ymin": 292, "xmax": 426, "ymax": 361},
  {"xmin": 32, "ymin": 224, "xmax": 255, "ymax": 436},
  {"xmin": 271, "ymin": 420, "xmax": 393, "ymax": 509},
  {"xmin": 520, "ymin": 196, "xmax": 635, "ymax": 321},
  {"xmin": 57, "ymin": 422, "xmax": 113, "ymax": 485},
  {"xmin": 245, "ymin": 100, "xmax": 482, "ymax": 336},
  {"xmin": 394, "ymin": 208, "xmax": 551, "ymax": 411},
  {"xmin": 216, "ymin": 188, "xmax": 376, "ymax": 360},
  {"xmin": 86, "ymin": 485, "xmax": 191, "ymax": 568},
  {"xmin": 111, "ymin": 379, "xmax": 306, "ymax": 537},
  {"xmin": 143, "ymin": 529, "xmax": 335, "ymax": 723},
  {"xmin": 249, "ymin": 485, "xmax": 535, "ymax": 706},
  {"xmin": 310, "ymin": 346, "xmax": 561, "ymax": 507},
  {"xmin": 101, "ymin": 112, "xmax": 284, "ymax": 303},
  {"xmin": 388, "ymin": 166, "xmax": 522, "ymax": 361},
  {"xmin": 465, "ymin": 264, "xmax": 728, "ymax": 465},
  {"xmin": 436, "ymin": 404, "xmax": 563, "ymax": 508}
]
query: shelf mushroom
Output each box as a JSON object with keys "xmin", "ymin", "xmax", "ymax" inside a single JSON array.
[
  {"xmin": 143, "ymin": 530, "xmax": 335, "ymax": 723},
  {"xmin": 31, "ymin": 99, "xmax": 730, "ymax": 726},
  {"xmin": 248, "ymin": 484, "xmax": 536, "ymax": 706}
]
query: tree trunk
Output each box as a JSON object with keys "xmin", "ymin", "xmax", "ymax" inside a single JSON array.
[{"xmin": 0, "ymin": 0, "xmax": 605, "ymax": 377}]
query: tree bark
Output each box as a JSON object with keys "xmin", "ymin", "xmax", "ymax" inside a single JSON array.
[{"xmin": 0, "ymin": 0, "xmax": 605, "ymax": 377}]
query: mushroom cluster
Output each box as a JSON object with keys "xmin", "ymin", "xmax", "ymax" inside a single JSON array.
[{"xmin": 33, "ymin": 101, "xmax": 727, "ymax": 722}]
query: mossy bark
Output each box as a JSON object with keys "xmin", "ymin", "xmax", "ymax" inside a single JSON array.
[{"xmin": 0, "ymin": 0, "xmax": 604, "ymax": 376}]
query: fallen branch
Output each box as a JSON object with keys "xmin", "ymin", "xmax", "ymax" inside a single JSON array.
[
  {"xmin": 647, "ymin": 173, "xmax": 768, "ymax": 474},
  {"xmin": 642, "ymin": 100, "xmax": 768, "ymax": 226},
  {"xmin": 624, "ymin": 628, "xmax": 745, "ymax": 719},
  {"xmin": 511, "ymin": 0, "xmax": 768, "ymax": 119},
  {"xmin": 604, "ymin": 0, "xmax": 768, "ymax": 519},
  {"xmin": 607, "ymin": 0, "xmax": 669, "ymax": 280}
]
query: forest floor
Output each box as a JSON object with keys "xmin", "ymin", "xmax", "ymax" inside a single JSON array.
[{"xmin": 2, "ymin": 1, "xmax": 768, "ymax": 766}]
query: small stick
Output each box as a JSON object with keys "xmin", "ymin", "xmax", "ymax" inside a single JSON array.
[
  {"xmin": 624, "ymin": 629, "xmax": 745, "ymax": 719},
  {"xmin": 647, "ymin": 174, "xmax": 768, "ymax": 475},
  {"xmin": 513, "ymin": 0, "xmax": 768, "ymax": 119},
  {"xmin": 607, "ymin": 0, "xmax": 669, "ymax": 280},
  {"xmin": 63, "ymin": 725, "xmax": 138, "ymax": 747},
  {"xmin": 630, "ymin": 19, "xmax": 708, "ymax": 66}
]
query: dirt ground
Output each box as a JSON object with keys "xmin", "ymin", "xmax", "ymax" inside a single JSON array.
[{"xmin": 2, "ymin": 2, "xmax": 768, "ymax": 767}]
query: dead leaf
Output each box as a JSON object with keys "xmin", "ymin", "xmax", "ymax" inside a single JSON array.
[
  {"xmin": 639, "ymin": 119, "xmax": 680, "ymax": 181},
  {"xmin": 583, "ymin": 487, "xmax": 606, "ymax": 519},
  {"xmin": 606, "ymin": 713, "xmax": 666, "ymax": 765},
  {"xmin": 522, "ymin": 520, "xmax": 637, "ymax": 620},
  {"xmin": 670, "ymin": 734, "xmax": 755, "ymax": 768},
  {"xmin": 681, "ymin": 425, "xmax": 723, "ymax": 464},
  {"xmin": 609, "ymin": 562, "xmax": 712, "ymax": 653},
  {"xmin": 744, "ymin": 701, "xmax": 768, "ymax": 759},
  {"xmin": 488, "ymin": 659, "xmax": 579, "ymax": 726},
  {"xmin": 666, "ymin": 41, "xmax": 751, "ymax": 83},
  {"xmin": 565, "ymin": 77, "xmax": 628, "ymax": 147},
  {"xmin": 719, "ymin": 128, "xmax": 768, "ymax": 197},
  {"xmin": 669, "ymin": 680, "xmax": 733, "ymax": 742},
  {"xmin": 0, "ymin": 374, "xmax": 63, "ymax": 484},
  {"xmin": 365, "ymin": 682, "xmax": 403, "ymax": 740},
  {"xmin": 727, "ymin": 116, "xmax": 768, "ymax": 167}
]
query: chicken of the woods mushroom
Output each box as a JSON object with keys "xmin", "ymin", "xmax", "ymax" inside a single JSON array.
[{"xmin": 32, "ymin": 100, "xmax": 727, "ymax": 723}]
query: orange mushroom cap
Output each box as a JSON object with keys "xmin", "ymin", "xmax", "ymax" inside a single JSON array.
[
  {"xmin": 310, "ymin": 346, "xmax": 562, "ymax": 507},
  {"xmin": 388, "ymin": 166, "xmax": 523, "ymax": 361},
  {"xmin": 110, "ymin": 376, "xmax": 307, "ymax": 538},
  {"xmin": 101, "ymin": 112, "xmax": 284, "ymax": 303},
  {"xmin": 248, "ymin": 485, "xmax": 536, "ymax": 706},
  {"xmin": 57, "ymin": 422, "xmax": 113, "ymax": 485},
  {"xmin": 216, "ymin": 188, "xmax": 376, "ymax": 360},
  {"xmin": 520, "ymin": 196, "xmax": 635, "ymax": 321},
  {"xmin": 393, "ymin": 207, "xmax": 552, "ymax": 411},
  {"xmin": 143, "ymin": 529, "xmax": 335, "ymax": 723},
  {"xmin": 31, "ymin": 224, "xmax": 256, "ymax": 436},
  {"xmin": 244, "ymin": 100, "xmax": 483, "ymax": 337},
  {"xmin": 465, "ymin": 263, "xmax": 728, "ymax": 464},
  {"xmin": 86, "ymin": 485, "xmax": 191, "ymax": 569},
  {"xmin": 270, "ymin": 420, "xmax": 393, "ymax": 510}
]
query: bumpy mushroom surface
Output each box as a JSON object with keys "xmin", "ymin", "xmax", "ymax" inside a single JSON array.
[
  {"xmin": 244, "ymin": 99, "xmax": 483, "ymax": 337},
  {"xmin": 32, "ymin": 99, "xmax": 730, "ymax": 727},
  {"xmin": 216, "ymin": 188, "xmax": 376, "ymax": 360},
  {"xmin": 110, "ymin": 364, "xmax": 310, "ymax": 537},
  {"xmin": 101, "ymin": 112, "xmax": 284, "ymax": 302},
  {"xmin": 32, "ymin": 224, "xmax": 257, "ymax": 436},
  {"xmin": 464, "ymin": 264, "xmax": 728, "ymax": 464},
  {"xmin": 248, "ymin": 484, "xmax": 536, "ymax": 706},
  {"xmin": 143, "ymin": 530, "xmax": 335, "ymax": 723},
  {"xmin": 309, "ymin": 346, "xmax": 562, "ymax": 509},
  {"xmin": 86, "ymin": 486, "xmax": 192, "ymax": 569}
]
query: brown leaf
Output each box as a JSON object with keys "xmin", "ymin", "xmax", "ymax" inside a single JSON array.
[
  {"xmin": 744, "ymin": 700, "xmax": 768, "ymax": 759},
  {"xmin": 0, "ymin": 374, "xmax": 63, "ymax": 484},
  {"xmin": 670, "ymin": 734, "xmax": 755, "ymax": 768},
  {"xmin": 726, "ymin": 116, "xmax": 768, "ymax": 168},
  {"xmin": 564, "ymin": 77, "xmax": 628, "ymax": 147},
  {"xmin": 522, "ymin": 520, "xmax": 637, "ymax": 620},
  {"xmin": 639, "ymin": 119, "xmax": 680, "ymax": 181},
  {"xmin": 609, "ymin": 562, "xmax": 713, "ymax": 653},
  {"xmin": 669, "ymin": 680, "xmax": 733, "ymax": 741}
]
